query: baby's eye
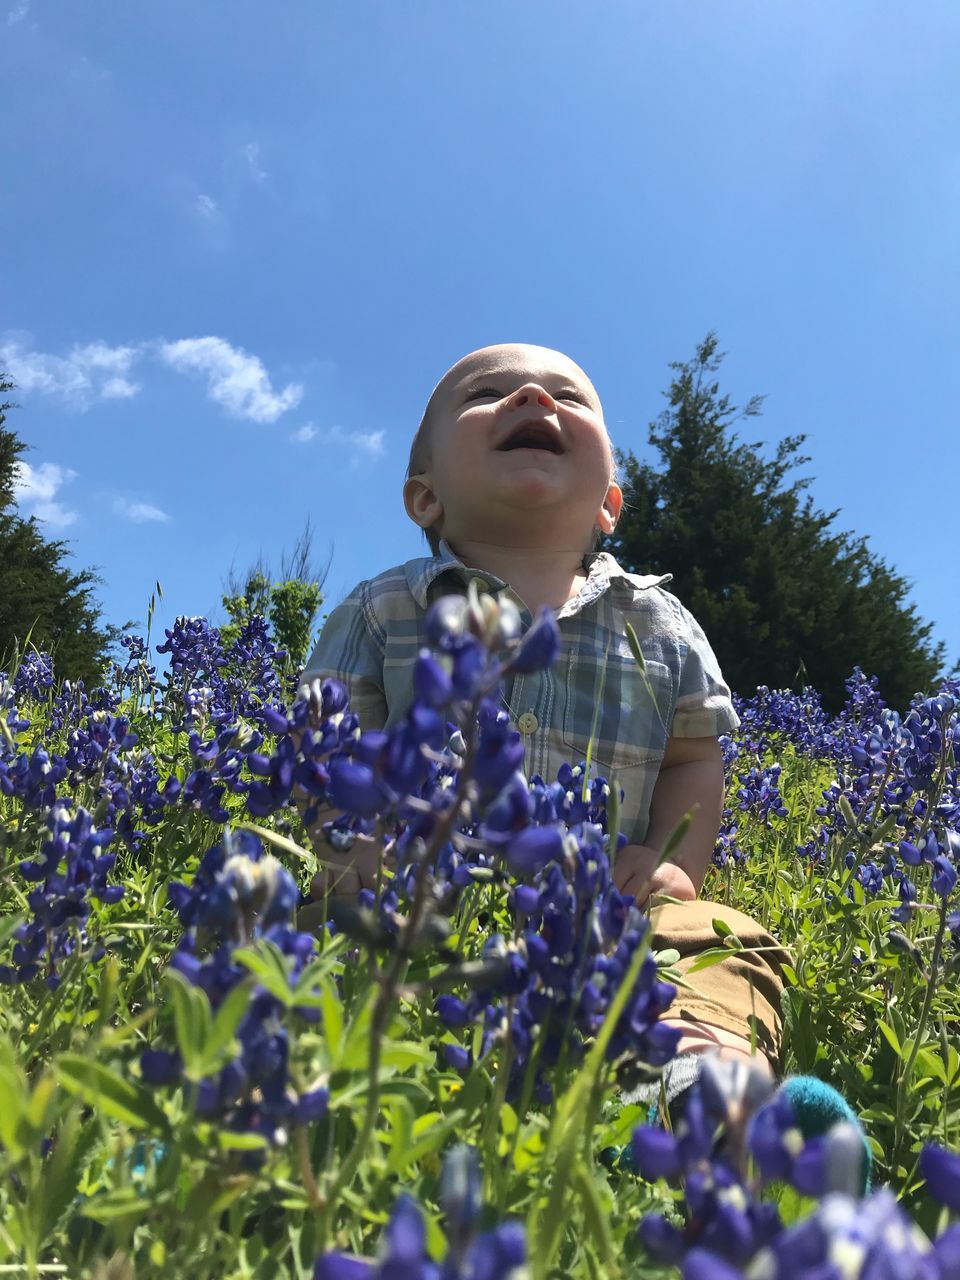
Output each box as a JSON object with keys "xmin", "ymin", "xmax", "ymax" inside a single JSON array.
[
  {"xmin": 463, "ymin": 386, "xmax": 503, "ymax": 403},
  {"xmin": 557, "ymin": 390, "xmax": 588, "ymax": 404}
]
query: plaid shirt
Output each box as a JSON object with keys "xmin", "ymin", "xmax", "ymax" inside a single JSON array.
[{"xmin": 301, "ymin": 542, "xmax": 739, "ymax": 844}]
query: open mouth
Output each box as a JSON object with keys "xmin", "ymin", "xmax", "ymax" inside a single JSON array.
[{"xmin": 496, "ymin": 421, "xmax": 564, "ymax": 455}]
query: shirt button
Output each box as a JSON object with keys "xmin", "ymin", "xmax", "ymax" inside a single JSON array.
[{"xmin": 517, "ymin": 711, "xmax": 539, "ymax": 735}]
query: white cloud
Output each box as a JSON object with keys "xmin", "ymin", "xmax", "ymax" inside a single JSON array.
[
  {"xmin": 316, "ymin": 424, "xmax": 385, "ymax": 462},
  {"xmin": 0, "ymin": 334, "xmax": 142, "ymax": 408},
  {"xmin": 290, "ymin": 422, "xmax": 317, "ymax": 444},
  {"xmin": 2, "ymin": 330, "xmax": 306, "ymax": 427},
  {"xmin": 196, "ymin": 193, "xmax": 219, "ymax": 219},
  {"xmin": 113, "ymin": 497, "xmax": 171, "ymax": 524},
  {"xmin": 158, "ymin": 336, "xmax": 303, "ymax": 423},
  {"xmin": 245, "ymin": 142, "xmax": 266, "ymax": 184},
  {"xmin": 13, "ymin": 460, "xmax": 78, "ymax": 528},
  {"xmin": 7, "ymin": 0, "xmax": 29, "ymax": 25}
]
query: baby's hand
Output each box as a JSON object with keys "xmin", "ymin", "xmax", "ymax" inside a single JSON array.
[
  {"xmin": 298, "ymin": 832, "xmax": 390, "ymax": 934},
  {"xmin": 613, "ymin": 843, "xmax": 660, "ymax": 902},
  {"xmin": 310, "ymin": 832, "xmax": 386, "ymax": 900},
  {"xmin": 613, "ymin": 844, "xmax": 698, "ymax": 907}
]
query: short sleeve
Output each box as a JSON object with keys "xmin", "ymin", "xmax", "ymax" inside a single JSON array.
[
  {"xmin": 298, "ymin": 584, "xmax": 389, "ymax": 732},
  {"xmin": 671, "ymin": 604, "xmax": 740, "ymax": 738}
]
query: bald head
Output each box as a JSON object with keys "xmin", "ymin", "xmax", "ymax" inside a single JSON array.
[
  {"xmin": 406, "ymin": 343, "xmax": 612, "ymax": 554},
  {"xmin": 409, "ymin": 342, "xmax": 603, "ymax": 474}
]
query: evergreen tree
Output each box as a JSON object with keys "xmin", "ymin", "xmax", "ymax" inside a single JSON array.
[
  {"xmin": 0, "ymin": 375, "xmax": 113, "ymax": 686},
  {"xmin": 606, "ymin": 336, "xmax": 950, "ymax": 712}
]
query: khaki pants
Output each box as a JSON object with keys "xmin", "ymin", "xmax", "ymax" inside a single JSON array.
[{"xmin": 649, "ymin": 901, "xmax": 791, "ymax": 1070}]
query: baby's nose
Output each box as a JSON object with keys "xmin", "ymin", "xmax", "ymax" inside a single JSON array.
[{"xmin": 509, "ymin": 385, "xmax": 555, "ymax": 410}]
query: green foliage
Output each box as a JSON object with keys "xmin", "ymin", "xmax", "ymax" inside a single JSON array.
[
  {"xmin": 607, "ymin": 335, "xmax": 951, "ymax": 711},
  {"xmin": 221, "ymin": 523, "xmax": 325, "ymax": 669},
  {"xmin": 0, "ymin": 375, "xmax": 114, "ymax": 687}
]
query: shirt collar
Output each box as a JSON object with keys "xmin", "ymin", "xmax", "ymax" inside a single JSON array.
[{"xmin": 405, "ymin": 541, "xmax": 671, "ymax": 612}]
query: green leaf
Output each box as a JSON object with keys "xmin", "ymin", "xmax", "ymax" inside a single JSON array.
[
  {"xmin": 37, "ymin": 1110, "xmax": 98, "ymax": 1241},
  {"xmin": 387, "ymin": 1110, "xmax": 461, "ymax": 1174},
  {"xmin": 712, "ymin": 916, "xmax": 733, "ymax": 938},
  {"xmin": 877, "ymin": 1020, "xmax": 903, "ymax": 1059},
  {"xmin": 0, "ymin": 915, "xmax": 24, "ymax": 953},
  {"xmin": 687, "ymin": 946, "xmax": 736, "ymax": 973},
  {"xmin": 381, "ymin": 1039, "xmax": 434, "ymax": 1071},
  {"xmin": 234, "ymin": 941, "xmax": 295, "ymax": 1006},
  {"xmin": 582, "ymin": 647, "xmax": 610, "ymax": 801},
  {"xmin": 82, "ymin": 1188, "xmax": 165, "ymax": 1223},
  {"xmin": 572, "ymin": 1159, "xmax": 617, "ymax": 1275},
  {"xmin": 623, "ymin": 620, "xmax": 647, "ymax": 672},
  {"xmin": 339, "ymin": 989, "xmax": 377, "ymax": 1072},
  {"xmin": 0, "ymin": 1062, "xmax": 28, "ymax": 1158},
  {"xmin": 235, "ymin": 820, "xmax": 312, "ymax": 863},
  {"xmin": 167, "ymin": 968, "xmax": 213, "ymax": 1079},
  {"xmin": 318, "ymin": 976, "xmax": 344, "ymax": 1066},
  {"xmin": 661, "ymin": 811, "xmax": 694, "ymax": 862},
  {"xmin": 217, "ymin": 1130, "xmax": 270, "ymax": 1152},
  {"xmin": 199, "ymin": 977, "xmax": 253, "ymax": 1076},
  {"xmin": 57, "ymin": 1056, "xmax": 168, "ymax": 1133}
]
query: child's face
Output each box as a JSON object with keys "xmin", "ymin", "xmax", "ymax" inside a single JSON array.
[{"xmin": 405, "ymin": 344, "xmax": 622, "ymax": 551}]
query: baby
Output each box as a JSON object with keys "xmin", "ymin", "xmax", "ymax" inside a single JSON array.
[
  {"xmin": 298, "ymin": 347, "xmax": 866, "ymax": 1132},
  {"xmin": 301, "ymin": 342, "xmax": 738, "ymax": 911}
]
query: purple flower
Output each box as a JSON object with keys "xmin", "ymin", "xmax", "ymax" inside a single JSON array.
[
  {"xmin": 315, "ymin": 1256, "xmax": 372, "ymax": 1280},
  {"xmin": 508, "ymin": 609, "xmax": 560, "ymax": 674},
  {"xmin": 437, "ymin": 995, "xmax": 471, "ymax": 1029},
  {"xmin": 932, "ymin": 855, "xmax": 958, "ymax": 899},
  {"xmin": 443, "ymin": 1044, "xmax": 471, "ymax": 1073},
  {"xmin": 327, "ymin": 759, "xmax": 385, "ymax": 818},
  {"xmin": 920, "ymin": 1142, "xmax": 960, "ymax": 1211},
  {"xmin": 630, "ymin": 1127, "xmax": 682, "ymax": 1181},
  {"xmin": 505, "ymin": 826, "xmax": 564, "ymax": 876}
]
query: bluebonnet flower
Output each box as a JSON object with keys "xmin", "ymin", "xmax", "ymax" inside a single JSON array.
[
  {"xmin": 742, "ymin": 1189, "xmax": 960, "ymax": 1279},
  {"xmin": 144, "ymin": 830, "xmax": 326, "ymax": 1149},
  {"xmin": 12, "ymin": 650, "xmax": 55, "ymax": 701},
  {"xmin": 314, "ymin": 1148, "xmax": 525, "ymax": 1280},
  {"xmin": 0, "ymin": 803, "xmax": 123, "ymax": 988},
  {"xmin": 631, "ymin": 1058, "xmax": 960, "ymax": 1279},
  {"xmin": 920, "ymin": 1142, "xmax": 960, "ymax": 1212},
  {"xmin": 434, "ymin": 803, "xmax": 679, "ymax": 1098}
]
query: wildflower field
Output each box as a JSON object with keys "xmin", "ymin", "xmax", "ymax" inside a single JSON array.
[{"xmin": 1, "ymin": 590, "xmax": 958, "ymax": 1280}]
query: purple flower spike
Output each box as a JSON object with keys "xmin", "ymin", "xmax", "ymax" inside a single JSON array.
[
  {"xmin": 413, "ymin": 652, "xmax": 453, "ymax": 708},
  {"xmin": 932, "ymin": 855, "xmax": 958, "ymax": 898},
  {"xmin": 506, "ymin": 826, "xmax": 564, "ymax": 876},
  {"xmin": 682, "ymin": 1249, "xmax": 743, "ymax": 1280},
  {"xmin": 510, "ymin": 609, "xmax": 561, "ymax": 674},
  {"xmin": 140, "ymin": 1049, "xmax": 182, "ymax": 1086},
  {"xmin": 630, "ymin": 1126, "xmax": 682, "ymax": 1181},
  {"xmin": 327, "ymin": 759, "xmax": 384, "ymax": 818},
  {"xmin": 314, "ymin": 1255, "xmax": 373, "ymax": 1280},
  {"xmin": 920, "ymin": 1142, "xmax": 960, "ymax": 1211},
  {"xmin": 443, "ymin": 1043, "xmax": 471, "ymax": 1072},
  {"xmin": 295, "ymin": 1087, "xmax": 329, "ymax": 1125},
  {"xmin": 436, "ymin": 994, "xmax": 471, "ymax": 1029}
]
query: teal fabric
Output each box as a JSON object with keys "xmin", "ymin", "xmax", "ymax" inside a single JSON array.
[
  {"xmin": 603, "ymin": 1073, "xmax": 873, "ymax": 1193},
  {"xmin": 782, "ymin": 1075, "xmax": 873, "ymax": 1194}
]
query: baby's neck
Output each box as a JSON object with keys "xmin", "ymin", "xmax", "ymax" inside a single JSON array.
[{"xmin": 451, "ymin": 540, "xmax": 589, "ymax": 615}]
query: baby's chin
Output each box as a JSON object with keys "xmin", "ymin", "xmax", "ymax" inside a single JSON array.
[{"xmin": 491, "ymin": 468, "xmax": 571, "ymax": 506}]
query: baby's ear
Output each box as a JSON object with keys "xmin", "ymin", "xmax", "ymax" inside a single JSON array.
[
  {"xmin": 596, "ymin": 482, "xmax": 623, "ymax": 535},
  {"xmin": 403, "ymin": 474, "xmax": 443, "ymax": 530}
]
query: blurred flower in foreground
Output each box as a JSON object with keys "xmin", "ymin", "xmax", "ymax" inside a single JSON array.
[{"xmin": 315, "ymin": 1146, "xmax": 526, "ymax": 1280}]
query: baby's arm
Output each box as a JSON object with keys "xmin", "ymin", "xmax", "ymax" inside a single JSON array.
[{"xmin": 614, "ymin": 734, "xmax": 725, "ymax": 905}]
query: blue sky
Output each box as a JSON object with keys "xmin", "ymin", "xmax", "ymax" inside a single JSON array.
[{"xmin": 2, "ymin": 1, "xmax": 958, "ymax": 677}]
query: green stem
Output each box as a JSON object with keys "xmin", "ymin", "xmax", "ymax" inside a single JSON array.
[{"xmin": 895, "ymin": 895, "xmax": 950, "ymax": 1153}]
